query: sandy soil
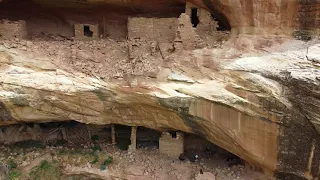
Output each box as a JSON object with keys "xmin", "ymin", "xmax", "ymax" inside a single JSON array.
[{"xmin": 0, "ymin": 141, "xmax": 272, "ymax": 180}]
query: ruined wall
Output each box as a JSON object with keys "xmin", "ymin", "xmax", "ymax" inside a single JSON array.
[
  {"xmin": 0, "ymin": 0, "xmax": 130, "ymax": 39},
  {"xmin": 74, "ymin": 24, "xmax": 99, "ymax": 39},
  {"xmin": 159, "ymin": 132, "xmax": 184, "ymax": 157},
  {"xmin": 1, "ymin": 0, "xmax": 319, "ymax": 38},
  {"xmin": 186, "ymin": 2, "xmax": 218, "ymax": 32},
  {"xmin": 102, "ymin": 20, "xmax": 127, "ymax": 39},
  {"xmin": 0, "ymin": 20, "xmax": 27, "ymax": 39},
  {"xmin": 128, "ymin": 17, "xmax": 177, "ymax": 43},
  {"xmin": 185, "ymin": 2, "xmax": 229, "ymax": 46},
  {"xmin": 127, "ymin": 17, "xmax": 177, "ymax": 62},
  {"xmin": 174, "ymin": 13, "xmax": 205, "ymax": 51},
  {"xmin": 188, "ymin": 0, "xmax": 320, "ymax": 38}
]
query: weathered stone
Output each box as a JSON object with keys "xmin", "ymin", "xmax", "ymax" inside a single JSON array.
[
  {"xmin": 0, "ymin": 20, "xmax": 27, "ymax": 39},
  {"xmin": 167, "ymin": 73, "xmax": 195, "ymax": 83},
  {"xmin": 126, "ymin": 166, "xmax": 145, "ymax": 176},
  {"xmin": 159, "ymin": 132, "xmax": 184, "ymax": 157},
  {"xmin": 307, "ymin": 44, "xmax": 320, "ymax": 63},
  {"xmin": 74, "ymin": 24, "xmax": 99, "ymax": 39},
  {"xmin": 0, "ymin": 1, "xmax": 319, "ymax": 179}
]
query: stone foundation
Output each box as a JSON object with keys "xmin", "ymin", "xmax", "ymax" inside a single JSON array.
[
  {"xmin": 128, "ymin": 17, "xmax": 177, "ymax": 43},
  {"xmin": 159, "ymin": 132, "xmax": 184, "ymax": 157},
  {"xmin": 74, "ymin": 24, "xmax": 99, "ymax": 39},
  {"xmin": 0, "ymin": 19, "xmax": 27, "ymax": 39}
]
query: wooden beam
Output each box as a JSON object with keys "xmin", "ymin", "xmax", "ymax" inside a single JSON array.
[
  {"xmin": 111, "ymin": 124, "xmax": 116, "ymax": 145},
  {"xmin": 129, "ymin": 126, "xmax": 137, "ymax": 151}
]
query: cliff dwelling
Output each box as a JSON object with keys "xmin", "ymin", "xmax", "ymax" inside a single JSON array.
[
  {"xmin": 0, "ymin": 0, "xmax": 320, "ymax": 179},
  {"xmin": 0, "ymin": 121, "xmax": 249, "ymax": 179},
  {"xmin": 75, "ymin": 24, "xmax": 99, "ymax": 39}
]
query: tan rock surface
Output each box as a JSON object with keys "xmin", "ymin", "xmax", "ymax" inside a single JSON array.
[
  {"xmin": 0, "ymin": 37, "xmax": 319, "ymax": 179},
  {"xmin": 0, "ymin": 0, "xmax": 319, "ymax": 179}
]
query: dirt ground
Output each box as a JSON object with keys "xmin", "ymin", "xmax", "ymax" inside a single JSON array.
[{"xmin": 0, "ymin": 140, "xmax": 272, "ymax": 180}]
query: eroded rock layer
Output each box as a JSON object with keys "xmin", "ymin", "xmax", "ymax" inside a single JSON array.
[
  {"xmin": 0, "ymin": 0, "xmax": 320, "ymax": 179},
  {"xmin": 190, "ymin": 0, "xmax": 320, "ymax": 38}
]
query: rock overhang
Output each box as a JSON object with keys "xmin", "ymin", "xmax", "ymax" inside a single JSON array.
[{"xmin": 0, "ymin": 0, "xmax": 320, "ymax": 179}]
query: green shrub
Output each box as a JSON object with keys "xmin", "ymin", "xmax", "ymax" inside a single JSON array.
[
  {"xmin": 8, "ymin": 160, "xmax": 20, "ymax": 180},
  {"xmin": 91, "ymin": 155, "xmax": 99, "ymax": 164},
  {"xmin": 100, "ymin": 156, "xmax": 113, "ymax": 170},
  {"xmin": 9, "ymin": 170, "xmax": 20, "ymax": 180},
  {"xmin": 91, "ymin": 144, "xmax": 101, "ymax": 152},
  {"xmin": 39, "ymin": 160, "xmax": 50, "ymax": 170},
  {"xmin": 8, "ymin": 160, "xmax": 17, "ymax": 170},
  {"xmin": 29, "ymin": 160, "xmax": 60, "ymax": 180},
  {"xmin": 100, "ymin": 164, "xmax": 107, "ymax": 171}
]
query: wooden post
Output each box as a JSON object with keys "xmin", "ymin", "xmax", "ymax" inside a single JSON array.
[
  {"xmin": 128, "ymin": 126, "xmax": 137, "ymax": 151},
  {"xmin": 103, "ymin": 15, "xmax": 106, "ymax": 38},
  {"xmin": 111, "ymin": 124, "xmax": 116, "ymax": 145},
  {"xmin": 87, "ymin": 125, "xmax": 91, "ymax": 140}
]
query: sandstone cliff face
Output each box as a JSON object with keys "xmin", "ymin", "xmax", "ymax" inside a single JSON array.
[
  {"xmin": 189, "ymin": 0, "xmax": 320, "ymax": 39},
  {"xmin": 0, "ymin": 0, "xmax": 320, "ymax": 179},
  {"xmin": 1, "ymin": 39, "xmax": 319, "ymax": 179},
  {"xmin": 3, "ymin": 0, "xmax": 320, "ymax": 38}
]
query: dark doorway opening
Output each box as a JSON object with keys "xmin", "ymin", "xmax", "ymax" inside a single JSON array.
[
  {"xmin": 84, "ymin": 25, "xmax": 93, "ymax": 37},
  {"xmin": 211, "ymin": 14, "xmax": 231, "ymax": 31},
  {"xmin": 169, "ymin": 131, "xmax": 177, "ymax": 138},
  {"xmin": 183, "ymin": 134, "xmax": 245, "ymax": 166},
  {"xmin": 114, "ymin": 125, "xmax": 160, "ymax": 150},
  {"xmin": 137, "ymin": 127, "xmax": 160, "ymax": 149},
  {"xmin": 191, "ymin": 8, "xmax": 200, "ymax": 27}
]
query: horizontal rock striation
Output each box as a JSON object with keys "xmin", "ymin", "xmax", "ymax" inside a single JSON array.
[
  {"xmin": 1, "ymin": 39, "xmax": 320, "ymax": 179},
  {"xmin": 0, "ymin": 0, "xmax": 320, "ymax": 179},
  {"xmin": 189, "ymin": 0, "xmax": 320, "ymax": 38}
]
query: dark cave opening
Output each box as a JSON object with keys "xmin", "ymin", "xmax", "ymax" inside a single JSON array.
[
  {"xmin": 183, "ymin": 133, "xmax": 244, "ymax": 167},
  {"xmin": 83, "ymin": 25, "xmax": 93, "ymax": 37},
  {"xmin": 191, "ymin": 8, "xmax": 200, "ymax": 27},
  {"xmin": 0, "ymin": 121, "xmax": 244, "ymax": 167},
  {"xmin": 114, "ymin": 125, "xmax": 160, "ymax": 150},
  {"xmin": 211, "ymin": 13, "xmax": 231, "ymax": 31},
  {"xmin": 0, "ymin": 121, "xmax": 264, "ymax": 179}
]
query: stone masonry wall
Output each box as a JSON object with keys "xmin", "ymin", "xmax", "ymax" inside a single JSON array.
[
  {"xmin": 174, "ymin": 13, "xmax": 205, "ymax": 50},
  {"xmin": 159, "ymin": 132, "xmax": 184, "ymax": 157},
  {"xmin": 186, "ymin": 2, "xmax": 218, "ymax": 34},
  {"xmin": 0, "ymin": 20, "xmax": 27, "ymax": 39},
  {"xmin": 128, "ymin": 17, "xmax": 177, "ymax": 43},
  {"xmin": 184, "ymin": 2, "xmax": 229, "ymax": 47},
  {"xmin": 74, "ymin": 24, "xmax": 99, "ymax": 39}
]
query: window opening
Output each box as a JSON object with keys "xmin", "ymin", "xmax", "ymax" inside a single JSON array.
[
  {"xmin": 191, "ymin": 8, "xmax": 200, "ymax": 27},
  {"xmin": 84, "ymin": 25, "xmax": 93, "ymax": 37},
  {"xmin": 170, "ymin": 131, "xmax": 177, "ymax": 138}
]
